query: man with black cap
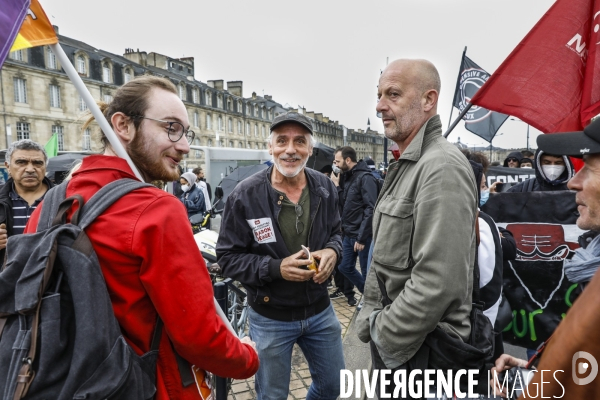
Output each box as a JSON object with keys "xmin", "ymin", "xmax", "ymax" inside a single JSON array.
[
  {"xmin": 217, "ymin": 111, "xmax": 345, "ymax": 399},
  {"xmin": 491, "ymin": 117, "xmax": 600, "ymax": 397}
]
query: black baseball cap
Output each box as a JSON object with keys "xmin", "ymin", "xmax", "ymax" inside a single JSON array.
[
  {"xmin": 270, "ymin": 112, "xmax": 314, "ymax": 134},
  {"xmin": 537, "ymin": 117, "xmax": 600, "ymax": 158}
]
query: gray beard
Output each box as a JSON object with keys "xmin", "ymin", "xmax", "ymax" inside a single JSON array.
[{"xmin": 273, "ymin": 157, "xmax": 308, "ymax": 178}]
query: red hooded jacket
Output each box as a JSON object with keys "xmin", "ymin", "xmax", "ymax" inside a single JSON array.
[{"xmin": 26, "ymin": 155, "xmax": 259, "ymax": 399}]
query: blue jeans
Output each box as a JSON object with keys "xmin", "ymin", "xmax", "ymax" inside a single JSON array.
[
  {"xmin": 338, "ymin": 236, "xmax": 371, "ymax": 293},
  {"xmin": 249, "ymin": 304, "xmax": 345, "ymax": 400}
]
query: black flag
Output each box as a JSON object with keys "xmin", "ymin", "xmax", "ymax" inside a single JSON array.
[
  {"xmin": 452, "ymin": 55, "xmax": 509, "ymax": 142},
  {"xmin": 482, "ymin": 191, "xmax": 583, "ymax": 349}
]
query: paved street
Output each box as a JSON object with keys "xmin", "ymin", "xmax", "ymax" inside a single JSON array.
[{"xmin": 226, "ymin": 291, "xmax": 360, "ymax": 400}]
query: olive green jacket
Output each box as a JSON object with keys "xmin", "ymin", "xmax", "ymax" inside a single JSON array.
[{"xmin": 356, "ymin": 115, "xmax": 478, "ymax": 366}]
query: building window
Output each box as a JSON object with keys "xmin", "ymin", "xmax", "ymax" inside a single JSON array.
[
  {"xmin": 102, "ymin": 62, "xmax": 111, "ymax": 83},
  {"xmin": 255, "ymin": 143, "xmax": 259, "ymax": 149},
  {"xmin": 76, "ymin": 55, "xmax": 86, "ymax": 74},
  {"xmin": 53, "ymin": 125, "xmax": 64, "ymax": 151},
  {"xmin": 103, "ymin": 94, "xmax": 112, "ymax": 103},
  {"xmin": 237, "ymin": 121, "xmax": 242, "ymax": 135},
  {"xmin": 254, "ymin": 124, "xmax": 258, "ymax": 137},
  {"xmin": 218, "ymin": 115, "xmax": 223, "ymax": 131},
  {"xmin": 246, "ymin": 122, "xmax": 250, "ymax": 136},
  {"xmin": 263, "ymin": 143, "xmax": 267, "ymax": 149},
  {"xmin": 247, "ymin": 104, "xmax": 252, "ymax": 115},
  {"xmin": 227, "ymin": 98, "xmax": 232, "ymax": 111},
  {"xmin": 10, "ymin": 50, "xmax": 24, "ymax": 61},
  {"xmin": 16, "ymin": 122, "xmax": 30, "ymax": 140},
  {"xmin": 228, "ymin": 118, "xmax": 233, "ymax": 133},
  {"xmin": 261, "ymin": 125, "xmax": 266, "ymax": 138},
  {"xmin": 124, "ymin": 68, "xmax": 132, "ymax": 83},
  {"xmin": 13, "ymin": 78, "xmax": 26, "ymax": 103},
  {"xmin": 83, "ymin": 128, "xmax": 91, "ymax": 150},
  {"xmin": 49, "ymin": 84, "xmax": 61, "ymax": 108},
  {"xmin": 205, "ymin": 91, "xmax": 211, "ymax": 106},
  {"xmin": 47, "ymin": 48, "xmax": 57, "ymax": 69},
  {"xmin": 178, "ymin": 84, "xmax": 185, "ymax": 100},
  {"xmin": 192, "ymin": 89, "xmax": 198, "ymax": 104},
  {"xmin": 206, "ymin": 114, "xmax": 212, "ymax": 130},
  {"xmin": 247, "ymin": 143, "xmax": 250, "ymax": 149},
  {"xmin": 207, "ymin": 139, "xmax": 213, "ymax": 147},
  {"xmin": 229, "ymin": 140, "xmax": 233, "ymax": 148},
  {"xmin": 193, "ymin": 112, "xmax": 199, "ymax": 127},
  {"xmin": 79, "ymin": 96, "xmax": 88, "ymax": 111},
  {"xmin": 238, "ymin": 100, "xmax": 242, "ymax": 113},
  {"xmin": 217, "ymin": 95, "xmax": 223, "ymax": 109}
]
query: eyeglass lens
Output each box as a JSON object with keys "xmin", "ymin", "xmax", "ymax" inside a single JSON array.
[{"xmin": 166, "ymin": 121, "xmax": 195, "ymax": 144}]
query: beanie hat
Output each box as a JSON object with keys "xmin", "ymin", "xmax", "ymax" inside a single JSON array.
[{"xmin": 181, "ymin": 172, "xmax": 197, "ymax": 185}]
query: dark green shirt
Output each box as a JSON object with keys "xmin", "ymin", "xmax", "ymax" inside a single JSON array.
[{"xmin": 276, "ymin": 185, "xmax": 311, "ymax": 254}]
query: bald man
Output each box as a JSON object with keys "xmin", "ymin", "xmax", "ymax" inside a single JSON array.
[{"xmin": 356, "ymin": 59, "xmax": 478, "ymax": 396}]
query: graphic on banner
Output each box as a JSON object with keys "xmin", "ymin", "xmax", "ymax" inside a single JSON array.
[
  {"xmin": 247, "ymin": 218, "xmax": 276, "ymax": 244},
  {"xmin": 482, "ymin": 191, "xmax": 585, "ymax": 348}
]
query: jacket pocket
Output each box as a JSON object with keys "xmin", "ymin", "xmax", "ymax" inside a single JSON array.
[{"xmin": 374, "ymin": 197, "xmax": 413, "ymax": 269}]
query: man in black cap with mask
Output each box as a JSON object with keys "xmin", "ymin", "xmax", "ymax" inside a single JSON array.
[
  {"xmin": 217, "ymin": 111, "xmax": 345, "ymax": 400},
  {"xmin": 491, "ymin": 117, "xmax": 600, "ymax": 397}
]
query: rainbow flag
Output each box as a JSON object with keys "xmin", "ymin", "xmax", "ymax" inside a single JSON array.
[{"xmin": 0, "ymin": 0, "xmax": 57, "ymax": 68}]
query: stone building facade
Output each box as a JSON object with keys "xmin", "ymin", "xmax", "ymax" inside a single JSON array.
[{"xmin": 0, "ymin": 28, "xmax": 386, "ymax": 167}]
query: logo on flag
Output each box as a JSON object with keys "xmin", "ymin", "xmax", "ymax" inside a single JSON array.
[
  {"xmin": 452, "ymin": 54, "xmax": 509, "ymax": 142},
  {"xmin": 455, "ymin": 66, "xmax": 493, "ymax": 123}
]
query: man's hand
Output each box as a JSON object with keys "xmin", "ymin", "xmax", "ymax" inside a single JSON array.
[
  {"xmin": 280, "ymin": 249, "xmax": 315, "ymax": 282},
  {"xmin": 489, "ymin": 354, "xmax": 528, "ymax": 397},
  {"xmin": 330, "ymin": 173, "xmax": 340, "ymax": 187},
  {"xmin": 0, "ymin": 223, "xmax": 7, "ymax": 250},
  {"xmin": 354, "ymin": 241, "xmax": 365, "ymax": 252},
  {"xmin": 241, "ymin": 336, "xmax": 257, "ymax": 354},
  {"xmin": 311, "ymin": 248, "xmax": 337, "ymax": 284}
]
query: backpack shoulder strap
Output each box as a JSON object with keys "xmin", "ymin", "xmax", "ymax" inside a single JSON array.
[
  {"xmin": 472, "ymin": 211, "xmax": 481, "ymax": 304},
  {"xmin": 77, "ymin": 179, "xmax": 153, "ymax": 230},
  {"xmin": 38, "ymin": 181, "xmax": 69, "ymax": 231}
]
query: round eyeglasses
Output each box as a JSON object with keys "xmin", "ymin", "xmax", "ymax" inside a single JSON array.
[{"xmin": 131, "ymin": 116, "xmax": 195, "ymax": 144}]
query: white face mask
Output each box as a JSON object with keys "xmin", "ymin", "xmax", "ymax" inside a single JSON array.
[
  {"xmin": 332, "ymin": 164, "xmax": 341, "ymax": 174},
  {"xmin": 541, "ymin": 165, "xmax": 565, "ymax": 181},
  {"xmin": 181, "ymin": 184, "xmax": 190, "ymax": 192}
]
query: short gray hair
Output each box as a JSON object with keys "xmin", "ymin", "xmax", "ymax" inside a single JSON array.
[{"xmin": 6, "ymin": 139, "xmax": 48, "ymax": 164}]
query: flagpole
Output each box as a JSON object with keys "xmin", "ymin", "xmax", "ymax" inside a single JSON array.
[
  {"xmin": 448, "ymin": 46, "xmax": 467, "ymax": 130},
  {"xmin": 443, "ymin": 103, "xmax": 473, "ymax": 138},
  {"xmin": 49, "ymin": 43, "xmax": 236, "ymax": 335}
]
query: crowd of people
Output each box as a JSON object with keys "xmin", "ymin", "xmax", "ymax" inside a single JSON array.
[{"xmin": 2, "ymin": 59, "xmax": 600, "ymax": 400}]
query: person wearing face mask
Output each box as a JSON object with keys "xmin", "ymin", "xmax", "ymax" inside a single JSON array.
[
  {"xmin": 507, "ymin": 149, "xmax": 574, "ymax": 192},
  {"xmin": 469, "ymin": 160, "xmax": 517, "ymax": 360},
  {"xmin": 179, "ymin": 171, "xmax": 206, "ymax": 218}
]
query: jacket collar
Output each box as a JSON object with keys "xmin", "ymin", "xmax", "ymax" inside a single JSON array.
[{"xmin": 397, "ymin": 114, "xmax": 442, "ymax": 162}]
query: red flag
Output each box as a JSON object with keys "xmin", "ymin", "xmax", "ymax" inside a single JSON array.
[{"xmin": 470, "ymin": 0, "xmax": 600, "ymax": 134}]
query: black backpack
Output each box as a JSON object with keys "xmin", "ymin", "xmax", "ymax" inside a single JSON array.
[{"xmin": 0, "ymin": 179, "xmax": 163, "ymax": 400}]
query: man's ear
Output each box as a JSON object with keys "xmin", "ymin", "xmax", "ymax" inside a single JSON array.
[
  {"xmin": 111, "ymin": 112, "xmax": 134, "ymax": 143},
  {"xmin": 422, "ymin": 89, "xmax": 439, "ymax": 112}
]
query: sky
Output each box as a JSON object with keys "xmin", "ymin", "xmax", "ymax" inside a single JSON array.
[{"xmin": 42, "ymin": 0, "xmax": 556, "ymax": 151}]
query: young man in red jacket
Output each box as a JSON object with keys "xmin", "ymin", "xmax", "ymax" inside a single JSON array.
[{"xmin": 25, "ymin": 76, "xmax": 259, "ymax": 399}]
